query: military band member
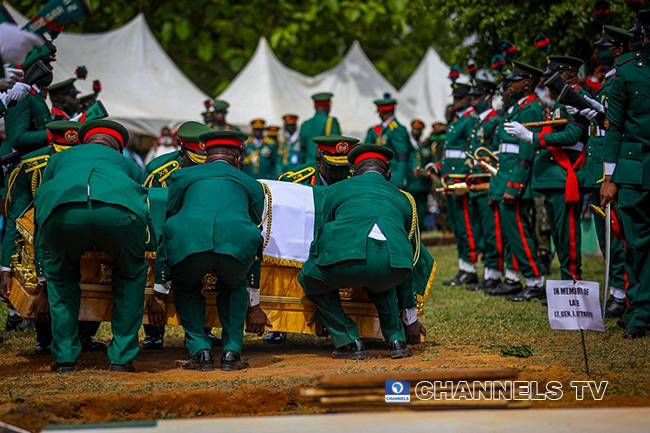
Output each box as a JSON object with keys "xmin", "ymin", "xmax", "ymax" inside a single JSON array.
[
  {"xmin": 364, "ymin": 94, "xmax": 413, "ymax": 189},
  {"xmin": 465, "ymin": 80, "xmax": 504, "ymax": 292},
  {"xmin": 299, "ymin": 143, "xmax": 420, "ymax": 359},
  {"xmin": 505, "ymin": 56, "xmax": 589, "ymax": 298},
  {"xmin": 601, "ymin": 10, "xmax": 650, "ymax": 339},
  {"xmin": 208, "ymin": 100, "xmax": 241, "ymax": 131},
  {"xmin": 48, "ymin": 78, "xmax": 80, "ymax": 121},
  {"xmin": 244, "ymin": 118, "xmax": 278, "ymax": 179},
  {"xmin": 299, "ymin": 93, "xmax": 341, "ymax": 164},
  {"xmin": 279, "ymin": 114, "xmax": 301, "ymax": 172},
  {"xmin": 408, "ymin": 119, "xmax": 434, "ymax": 230},
  {"xmin": 33, "ymin": 120, "xmax": 149, "ymax": 373},
  {"xmin": 486, "ymin": 62, "xmax": 545, "ymax": 299},
  {"xmin": 278, "ymin": 134, "xmax": 353, "ymax": 186},
  {"xmin": 141, "ymin": 121, "xmax": 213, "ymax": 350},
  {"xmin": 437, "ymin": 83, "xmax": 480, "ymax": 287},
  {"xmin": 0, "ymin": 121, "xmax": 105, "ymax": 355},
  {"xmin": 156, "ymin": 130, "xmax": 265, "ymax": 370}
]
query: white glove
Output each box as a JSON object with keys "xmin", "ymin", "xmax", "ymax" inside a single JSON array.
[
  {"xmin": 579, "ymin": 108, "xmax": 599, "ymax": 120},
  {"xmin": 153, "ymin": 282, "xmax": 171, "ymax": 295},
  {"xmin": 504, "ymin": 121, "xmax": 533, "ymax": 144},
  {"xmin": 5, "ymin": 82, "xmax": 31, "ymax": 104},
  {"xmin": 566, "ymin": 106, "xmax": 579, "ymax": 116},
  {"xmin": 0, "ymin": 23, "xmax": 44, "ymax": 65},
  {"xmin": 0, "ymin": 67, "xmax": 24, "ymax": 90},
  {"xmin": 248, "ymin": 287, "xmax": 260, "ymax": 307},
  {"xmin": 582, "ymin": 94, "xmax": 604, "ymax": 113}
]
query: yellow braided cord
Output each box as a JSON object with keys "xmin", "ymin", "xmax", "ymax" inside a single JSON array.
[
  {"xmin": 400, "ymin": 190, "xmax": 420, "ymax": 265},
  {"xmin": 258, "ymin": 182, "xmax": 273, "ymax": 251},
  {"xmin": 5, "ymin": 164, "xmax": 23, "ymax": 211},
  {"xmin": 30, "ymin": 169, "xmax": 42, "ymax": 199},
  {"xmin": 142, "ymin": 172, "xmax": 156, "ymax": 188},
  {"xmin": 326, "ymin": 117, "xmax": 333, "ymax": 135}
]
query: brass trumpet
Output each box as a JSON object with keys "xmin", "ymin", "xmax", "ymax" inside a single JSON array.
[
  {"xmin": 465, "ymin": 146, "xmax": 499, "ymax": 176},
  {"xmin": 434, "ymin": 176, "xmax": 469, "ymax": 193}
]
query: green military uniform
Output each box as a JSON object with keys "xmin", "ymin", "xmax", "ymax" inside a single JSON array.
[
  {"xmin": 157, "ymin": 130, "xmax": 264, "ymax": 356},
  {"xmin": 207, "ymin": 100, "xmax": 241, "ymax": 132},
  {"xmin": 364, "ymin": 95, "xmax": 413, "ymax": 189},
  {"xmin": 584, "ymin": 27, "xmax": 631, "ymax": 305},
  {"xmin": 522, "ymin": 57, "xmax": 589, "ymax": 281},
  {"xmin": 603, "ymin": 19, "xmax": 650, "ymax": 331},
  {"xmin": 490, "ymin": 63, "xmax": 545, "ymax": 286},
  {"xmin": 142, "ymin": 151, "xmax": 182, "ymax": 188},
  {"xmin": 243, "ymin": 119, "xmax": 278, "ymax": 179},
  {"xmin": 466, "ymin": 80, "xmax": 504, "ymax": 283},
  {"xmin": 299, "ymin": 93, "xmax": 341, "ymax": 164},
  {"xmin": 34, "ymin": 121, "xmax": 148, "ymax": 366},
  {"xmin": 407, "ymin": 120, "xmax": 433, "ymax": 229},
  {"xmin": 299, "ymin": 145, "xmax": 419, "ymax": 349},
  {"xmin": 278, "ymin": 114, "xmax": 301, "ymax": 172}
]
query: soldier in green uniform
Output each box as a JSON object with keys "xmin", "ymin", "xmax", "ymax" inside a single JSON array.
[
  {"xmin": 208, "ymin": 100, "xmax": 241, "ymax": 131},
  {"xmin": 600, "ymin": 11, "xmax": 650, "ymax": 339},
  {"xmin": 0, "ymin": 121, "xmax": 105, "ymax": 355},
  {"xmin": 364, "ymin": 94, "xmax": 413, "ymax": 190},
  {"xmin": 278, "ymin": 134, "xmax": 353, "ymax": 186},
  {"xmin": 465, "ymin": 80, "xmax": 504, "ymax": 292},
  {"xmin": 485, "ymin": 62, "xmax": 545, "ymax": 298},
  {"xmin": 505, "ymin": 56, "xmax": 589, "ymax": 300},
  {"xmin": 408, "ymin": 119, "xmax": 434, "ymax": 230},
  {"xmin": 299, "ymin": 143, "xmax": 424, "ymax": 359},
  {"xmin": 299, "ymin": 93, "xmax": 341, "ymax": 165},
  {"xmin": 48, "ymin": 78, "xmax": 80, "ymax": 121},
  {"xmin": 32, "ymin": 120, "xmax": 149, "ymax": 373},
  {"xmin": 435, "ymin": 83, "xmax": 480, "ymax": 287},
  {"xmin": 278, "ymin": 114, "xmax": 301, "ymax": 172},
  {"xmin": 141, "ymin": 121, "xmax": 212, "ymax": 349},
  {"xmin": 244, "ymin": 118, "xmax": 278, "ymax": 179},
  {"xmin": 570, "ymin": 26, "xmax": 632, "ymax": 317},
  {"xmin": 156, "ymin": 130, "xmax": 265, "ymax": 370}
]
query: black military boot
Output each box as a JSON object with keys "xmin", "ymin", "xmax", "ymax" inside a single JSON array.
[
  {"xmin": 220, "ymin": 350, "xmax": 249, "ymax": 371},
  {"xmin": 142, "ymin": 335, "xmax": 164, "ymax": 350},
  {"xmin": 443, "ymin": 271, "xmax": 463, "ymax": 286},
  {"xmin": 332, "ymin": 339, "xmax": 366, "ymax": 360},
  {"xmin": 390, "ymin": 340, "xmax": 412, "ymax": 359},
  {"xmin": 264, "ymin": 331, "xmax": 286, "ymax": 344},
  {"xmin": 183, "ymin": 349, "xmax": 214, "ymax": 371},
  {"xmin": 457, "ymin": 272, "xmax": 478, "ymax": 286},
  {"xmin": 5, "ymin": 314, "xmax": 25, "ymax": 331},
  {"xmin": 623, "ymin": 327, "xmax": 646, "ymax": 340},
  {"xmin": 80, "ymin": 336, "xmax": 107, "ymax": 351},
  {"xmin": 467, "ymin": 278, "xmax": 501, "ymax": 292},
  {"xmin": 605, "ymin": 296, "xmax": 627, "ymax": 318},
  {"xmin": 486, "ymin": 279, "xmax": 522, "ymax": 296},
  {"xmin": 507, "ymin": 285, "xmax": 545, "ymax": 302},
  {"xmin": 51, "ymin": 362, "xmax": 76, "ymax": 373},
  {"xmin": 108, "ymin": 362, "xmax": 136, "ymax": 373}
]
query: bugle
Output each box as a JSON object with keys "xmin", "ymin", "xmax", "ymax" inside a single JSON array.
[{"xmin": 521, "ymin": 119, "xmax": 568, "ymax": 128}]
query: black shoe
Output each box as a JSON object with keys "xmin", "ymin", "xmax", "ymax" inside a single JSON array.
[
  {"xmin": 108, "ymin": 362, "xmax": 136, "ymax": 373},
  {"xmin": 206, "ymin": 330, "xmax": 223, "ymax": 347},
  {"xmin": 51, "ymin": 362, "xmax": 76, "ymax": 373},
  {"xmin": 457, "ymin": 272, "xmax": 478, "ymax": 286},
  {"xmin": 332, "ymin": 340, "xmax": 366, "ymax": 359},
  {"xmin": 220, "ymin": 350, "xmax": 249, "ymax": 371},
  {"xmin": 35, "ymin": 343, "xmax": 51, "ymax": 356},
  {"xmin": 390, "ymin": 340, "xmax": 412, "ymax": 359},
  {"xmin": 80, "ymin": 336, "xmax": 107, "ymax": 352},
  {"xmin": 507, "ymin": 286, "xmax": 545, "ymax": 302},
  {"xmin": 264, "ymin": 331, "xmax": 286, "ymax": 344},
  {"xmin": 486, "ymin": 279, "xmax": 523, "ymax": 296},
  {"xmin": 623, "ymin": 327, "xmax": 646, "ymax": 340},
  {"xmin": 182, "ymin": 349, "xmax": 214, "ymax": 371},
  {"xmin": 605, "ymin": 297, "xmax": 627, "ymax": 318},
  {"xmin": 5, "ymin": 314, "xmax": 24, "ymax": 331},
  {"xmin": 442, "ymin": 271, "xmax": 462, "ymax": 286},
  {"xmin": 142, "ymin": 335, "xmax": 164, "ymax": 350},
  {"xmin": 467, "ymin": 278, "xmax": 501, "ymax": 292}
]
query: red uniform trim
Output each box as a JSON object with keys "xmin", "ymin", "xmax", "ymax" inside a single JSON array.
[
  {"xmin": 462, "ymin": 195, "xmax": 477, "ymax": 263},
  {"xmin": 494, "ymin": 204, "xmax": 503, "ymax": 271},
  {"xmin": 204, "ymin": 138, "xmax": 243, "ymax": 147},
  {"xmin": 354, "ymin": 152, "xmax": 388, "ymax": 166},
  {"xmin": 507, "ymin": 182, "xmax": 526, "ymax": 189},
  {"xmin": 51, "ymin": 107, "xmax": 69, "ymax": 119},
  {"xmin": 314, "ymin": 100, "xmax": 330, "ymax": 106},
  {"xmin": 519, "ymin": 94, "xmax": 537, "ymax": 108},
  {"xmin": 568, "ymin": 203, "xmax": 579, "ymax": 279},
  {"xmin": 516, "ymin": 201, "xmax": 540, "ymax": 277},
  {"xmin": 83, "ymin": 127, "xmax": 124, "ymax": 148},
  {"xmin": 376, "ymin": 104, "xmax": 395, "ymax": 111}
]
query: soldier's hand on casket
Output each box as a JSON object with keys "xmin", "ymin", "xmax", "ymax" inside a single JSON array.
[
  {"xmin": 0, "ymin": 271, "xmax": 12, "ymax": 298},
  {"xmin": 146, "ymin": 293, "xmax": 168, "ymax": 328},
  {"xmin": 405, "ymin": 320, "xmax": 427, "ymax": 345},
  {"xmin": 28, "ymin": 290, "xmax": 50, "ymax": 323},
  {"xmin": 246, "ymin": 305, "xmax": 272, "ymax": 336}
]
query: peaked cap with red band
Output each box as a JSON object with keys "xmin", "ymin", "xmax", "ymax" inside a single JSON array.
[
  {"xmin": 348, "ymin": 144, "xmax": 395, "ymax": 167},
  {"xmin": 199, "ymin": 130, "xmax": 249, "ymax": 150},
  {"xmin": 177, "ymin": 121, "xmax": 213, "ymax": 163},
  {"xmin": 411, "ymin": 119, "xmax": 425, "ymax": 129},
  {"xmin": 79, "ymin": 119, "xmax": 129, "ymax": 150},
  {"xmin": 312, "ymin": 92, "xmax": 333, "ymax": 107},
  {"xmin": 250, "ymin": 118, "xmax": 266, "ymax": 129},
  {"xmin": 282, "ymin": 114, "xmax": 299, "ymax": 124},
  {"xmin": 313, "ymin": 135, "xmax": 359, "ymax": 166},
  {"xmin": 46, "ymin": 120, "xmax": 82, "ymax": 146},
  {"xmin": 373, "ymin": 93, "xmax": 397, "ymax": 112}
]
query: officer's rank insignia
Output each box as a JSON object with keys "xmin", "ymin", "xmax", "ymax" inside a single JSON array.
[
  {"xmin": 477, "ymin": 128, "xmax": 485, "ymax": 144},
  {"xmin": 553, "ymin": 108, "xmax": 562, "ymax": 120},
  {"xmin": 65, "ymin": 129, "xmax": 78, "ymax": 143},
  {"xmin": 261, "ymin": 147, "xmax": 272, "ymax": 157},
  {"xmin": 335, "ymin": 141, "xmax": 349, "ymax": 154}
]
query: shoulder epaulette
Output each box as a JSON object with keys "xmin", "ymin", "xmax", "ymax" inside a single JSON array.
[
  {"xmin": 278, "ymin": 166, "xmax": 316, "ymax": 184},
  {"xmin": 23, "ymin": 155, "xmax": 50, "ymax": 173},
  {"xmin": 388, "ymin": 120, "xmax": 398, "ymax": 130},
  {"xmin": 143, "ymin": 160, "xmax": 181, "ymax": 188},
  {"xmin": 615, "ymin": 51, "xmax": 641, "ymax": 67},
  {"xmin": 263, "ymin": 137, "xmax": 277, "ymax": 145}
]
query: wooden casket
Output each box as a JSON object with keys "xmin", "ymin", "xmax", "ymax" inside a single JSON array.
[{"xmin": 9, "ymin": 181, "xmax": 432, "ymax": 338}]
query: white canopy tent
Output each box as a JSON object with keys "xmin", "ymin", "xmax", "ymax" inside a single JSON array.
[
  {"xmin": 398, "ymin": 47, "xmax": 454, "ymax": 127},
  {"xmin": 219, "ymin": 38, "xmax": 417, "ymax": 140},
  {"xmin": 6, "ymin": 3, "xmax": 208, "ymax": 137}
]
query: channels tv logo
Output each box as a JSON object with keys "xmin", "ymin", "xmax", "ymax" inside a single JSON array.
[{"xmin": 385, "ymin": 380, "xmax": 410, "ymax": 402}]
